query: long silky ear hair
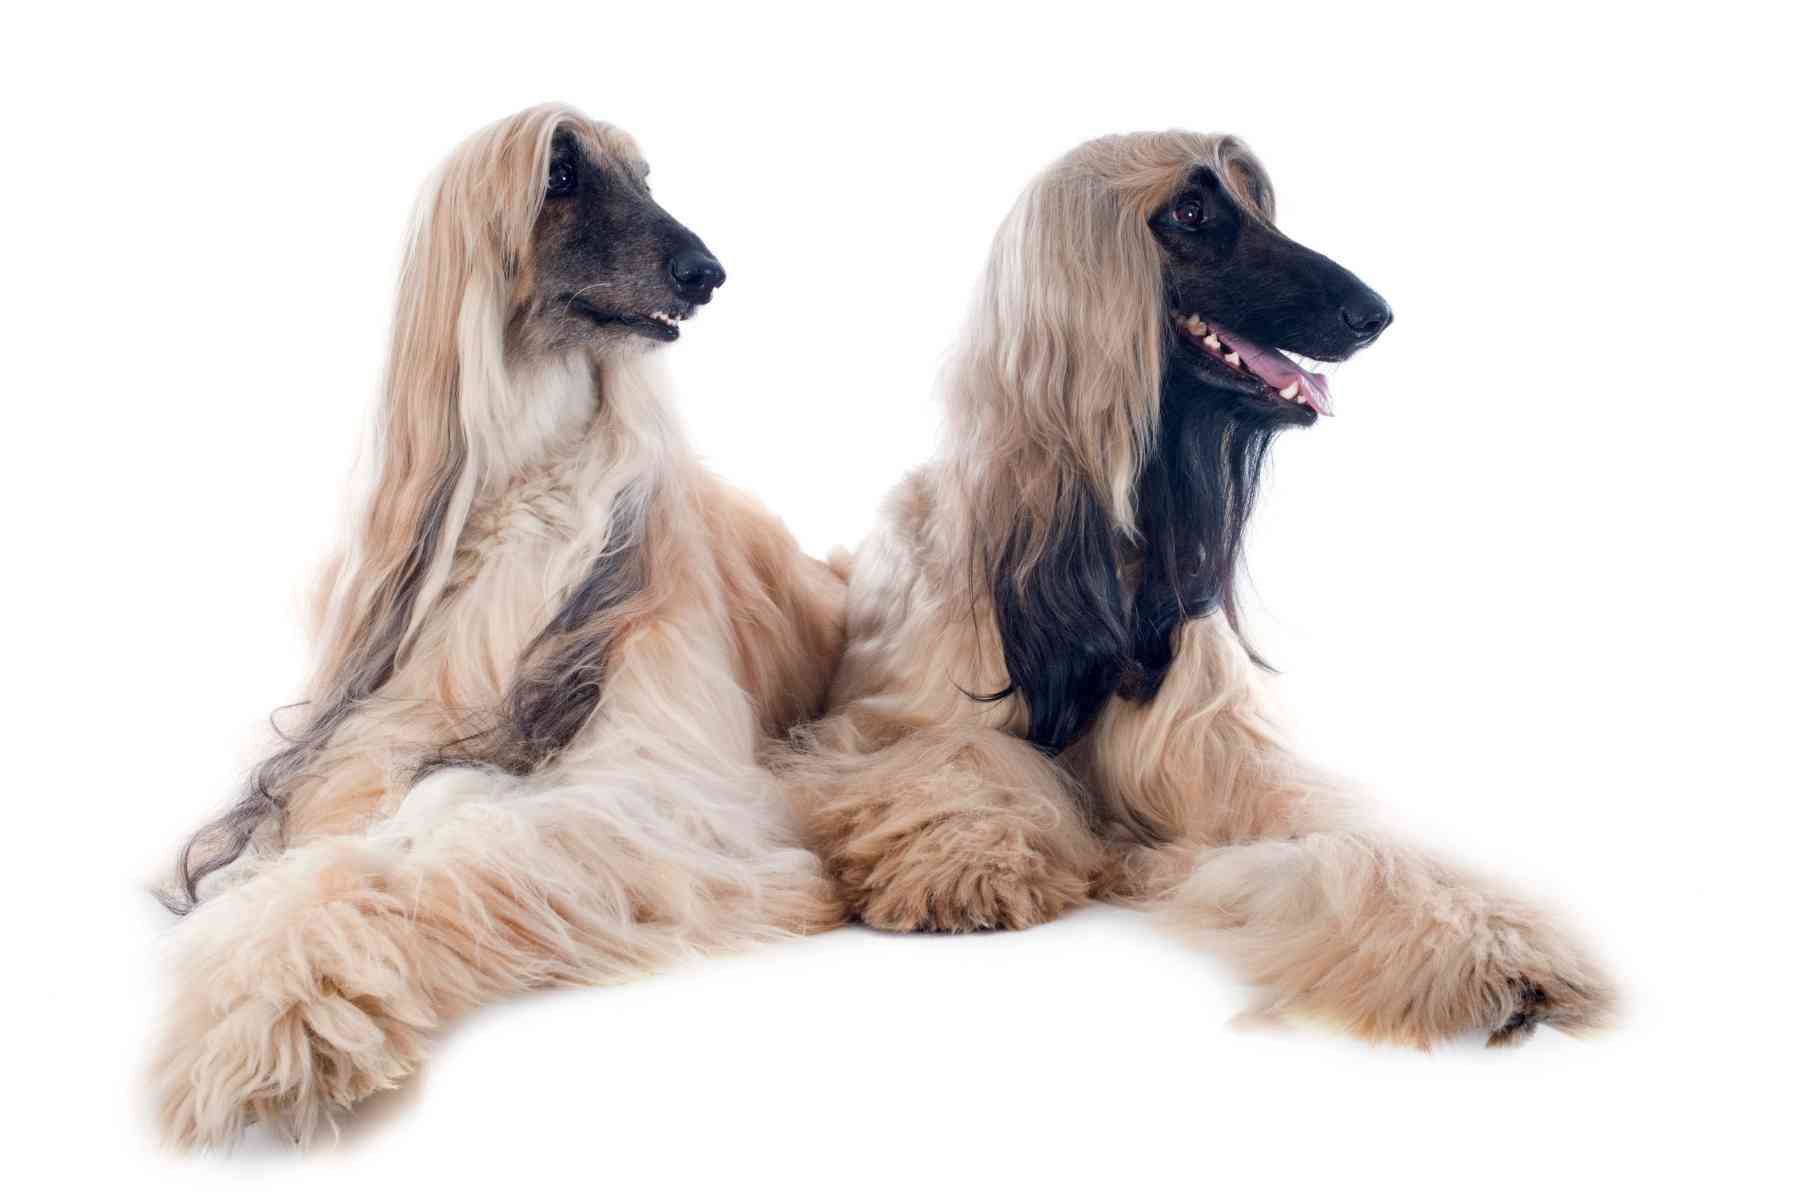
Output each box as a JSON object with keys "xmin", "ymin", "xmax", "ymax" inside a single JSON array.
[
  {"xmin": 169, "ymin": 104, "xmax": 587, "ymax": 912},
  {"xmin": 952, "ymin": 132, "xmax": 1278, "ymax": 754}
]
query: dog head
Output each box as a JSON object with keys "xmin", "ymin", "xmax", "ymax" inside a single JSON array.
[
  {"xmin": 952, "ymin": 130, "xmax": 1392, "ymax": 525},
  {"xmin": 511, "ymin": 125, "xmax": 724, "ymax": 356},
  {"xmin": 1152, "ymin": 146, "xmax": 1390, "ymax": 427}
]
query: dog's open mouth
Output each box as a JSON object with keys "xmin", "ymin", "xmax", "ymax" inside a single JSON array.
[
  {"xmin": 567, "ymin": 297, "xmax": 692, "ymax": 342},
  {"xmin": 1173, "ymin": 312, "xmax": 1334, "ymax": 416}
]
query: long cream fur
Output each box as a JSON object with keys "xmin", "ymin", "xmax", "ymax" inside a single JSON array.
[
  {"xmin": 786, "ymin": 132, "xmax": 1618, "ymax": 1044},
  {"xmin": 151, "ymin": 105, "xmax": 846, "ymax": 1147}
]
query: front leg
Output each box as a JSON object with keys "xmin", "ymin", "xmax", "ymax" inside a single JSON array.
[
  {"xmin": 154, "ymin": 755, "xmax": 843, "ymax": 1148},
  {"xmin": 1087, "ymin": 618, "xmax": 1617, "ymax": 1047},
  {"xmin": 1143, "ymin": 832, "xmax": 1615, "ymax": 1046}
]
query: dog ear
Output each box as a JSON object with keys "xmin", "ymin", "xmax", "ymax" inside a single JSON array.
[
  {"xmin": 1219, "ymin": 137, "xmax": 1278, "ymax": 223},
  {"xmin": 983, "ymin": 484, "xmax": 1132, "ymax": 754}
]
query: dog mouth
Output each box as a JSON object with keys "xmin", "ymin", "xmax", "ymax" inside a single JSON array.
[
  {"xmin": 566, "ymin": 297, "xmax": 693, "ymax": 342},
  {"xmin": 1172, "ymin": 312, "xmax": 1335, "ymax": 417}
]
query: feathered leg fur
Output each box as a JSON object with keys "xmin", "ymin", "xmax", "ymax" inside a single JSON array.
[
  {"xmin": 154, "ymin": 758, "xmax": 839, "ymax": 1147},
  {"xmin": 1091, "ymin": 620, "xmax": 1617, "ymax": 1045}
]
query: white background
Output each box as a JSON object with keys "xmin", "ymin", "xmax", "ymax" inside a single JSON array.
[{"xmin": 4, "ymin": 1, "xmax": 1794, "ymax": 1193}]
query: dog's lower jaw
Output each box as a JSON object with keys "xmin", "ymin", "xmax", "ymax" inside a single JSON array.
[{"xmin": 1165, "ymin": 343, "xmax": 1318, "ymax": 430}]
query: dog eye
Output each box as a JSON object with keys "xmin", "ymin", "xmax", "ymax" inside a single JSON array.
[
  {"xmin": 1172, "ymin": 200, "xmax": 1205, "ymax": 228},
  {"xmin": 547, "ymin": 159, "xmax": 577, "ymax": 196}
]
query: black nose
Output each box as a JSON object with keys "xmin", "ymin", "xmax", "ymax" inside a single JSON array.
[
  {"xmin": 669, "ymin": 247, "xmax": 726, "ymax": 300},
  {"xmin": 1341, "ymin": 293, "xmax": 1393, "ymax": 341}
]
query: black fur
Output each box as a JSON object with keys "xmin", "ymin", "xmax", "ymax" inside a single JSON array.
[
  {"xmin": 983, "ymin": 364, "xmax": 1282, "ymax": 756},
  {"xmin": 1153, "ymin": 166, "xmax": 1390, "ymax": 369},
  {"xmin": 1123, "ymin": 352, "xmax": 1282, "ymax": 697},
  {"xmin": 981, "ymin": 485, "xmax": 1132, "ymax": 753}
]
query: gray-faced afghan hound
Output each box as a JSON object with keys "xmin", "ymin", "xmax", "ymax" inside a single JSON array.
[
  {"xmin": 151, "ymin": 104, "xmax": 847, "ymax": 1147},
  {"xmin": 785, "ymin": 131, "xmax": 1618, "ymax": 1046}
]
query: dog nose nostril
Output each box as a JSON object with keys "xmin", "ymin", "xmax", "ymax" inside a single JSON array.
[
  {"xmin": 1342, "ymin": 296, "xmax": 1392, "ymax": 339},
  {"xmin": 669, "ymin": 248, "xmax": 726, "ymax": 295}
]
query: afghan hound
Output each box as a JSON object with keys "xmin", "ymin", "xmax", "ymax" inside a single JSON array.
[
  {"xmin": 785, "ymin": 131, "xmax": 1617, "ymax": 1046},
  {"xmin": 151, "ymin": 104, "xmax": 847, "ymax": 1147}
]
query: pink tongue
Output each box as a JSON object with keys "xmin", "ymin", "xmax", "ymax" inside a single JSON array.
[{"xmin": 1218, "ymin": 330, "xmax": 1334, "ymax": 416}]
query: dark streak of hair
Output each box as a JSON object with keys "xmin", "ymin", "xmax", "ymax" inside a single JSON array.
[
  {"xmin": 416, "ymin": 498, "xmax": 645, "ymax": 780},
  {"xmin": 978, "ymin": 482, "xmax": 1132, "ymax": 754},
  {"xmin": 980, "ymin": 348, "xmax": 1281, "ymax": 756},
  {"xmin": 164, "ymin": 460, "xmax": 465, "ymax": 915}
]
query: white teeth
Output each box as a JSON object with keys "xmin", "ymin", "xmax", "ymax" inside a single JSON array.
[
  {"xmin": 1224, "ymin": 351, "xmax": 1242, "ymax": 368},
  {"xmin": 1279, "ymin": 349, "xmax": 1332, "ymax": 375},
  {"xmin": 1279, "ymin": 381, "xmax": 1300, "ymax": 400},
  {"xmin": 1184, "ymin": 315, "xmax": 1208, "ymax": 335},
  {"xmin": 1203, "ymin": 333, "xmax": 1222, "ymax": 351}
]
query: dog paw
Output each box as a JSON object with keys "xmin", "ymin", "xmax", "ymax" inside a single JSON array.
[
  {"xmin": 153, "ymin": 980, "xmax": 427, "ymax": 1149},
  {"xmin": 1182, "ymin": 835, "xmax": 1618, "ymax": 1049},
  {"xmin": 1364, "ymin": 922, "xmax": 1618, "ymax": 1049},
  {"xmin": 847, "ymin": 810, "xmax": 1093, "ymax": 933},
  {"xmin": 1484, "ymin": 971, "xmax": 1612, "ymax": 1047}
]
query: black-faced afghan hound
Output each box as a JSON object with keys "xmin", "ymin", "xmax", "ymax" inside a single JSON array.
[
  {"xmin": 785, "ymin": 131, "xmax": 1617, "ymax": 1046},
  {"xmin": 151, "ymin": 104, "xmax": 847, "ymax": 1147}
]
